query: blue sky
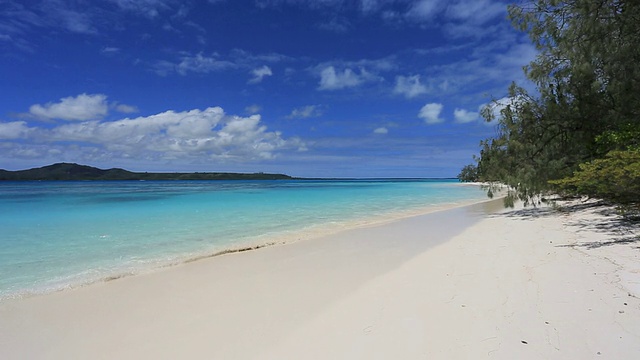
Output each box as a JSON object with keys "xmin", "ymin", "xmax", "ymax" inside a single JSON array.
[{"xmin": 0, "ymin": 0, "xmax": 535, "ymax": 177}]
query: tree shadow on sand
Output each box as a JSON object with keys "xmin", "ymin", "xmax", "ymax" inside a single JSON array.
[
  {"xmin": 494, "ymin": 199, "xmax": 640, "ymax": 249},
  {"xmin": 557, "ymin": 200, "xmax": 639, "ymax": 249}
]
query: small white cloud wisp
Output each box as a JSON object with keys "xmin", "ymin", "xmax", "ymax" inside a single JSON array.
[
  {"xmin": 393, "ymin": 75, "xmax": 428, "ymax": 98},
  {"xmin": 453, "ymin": 108, "xmax": 478, "ymax": 123},
  {"xmin": 287, "ymin": 105, "xmax": 323, "ymax": 119},
  {"xmin": 248, "ymin": 65, "xmax": 273, "ymax": 84},
  {"xmin": 418, "ymin": 102, "xmax": 444, "ymax": 124}
]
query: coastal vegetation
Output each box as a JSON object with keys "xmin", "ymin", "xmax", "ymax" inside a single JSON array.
[
  {"xmin": 0, "ymin": 163, "xmax": 294, "ymax": 181},
  {"xmin": 461, "ymin": 0, "xmax": 640, "ymax": 208}
]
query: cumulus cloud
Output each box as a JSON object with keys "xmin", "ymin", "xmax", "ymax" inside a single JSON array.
[
  {"xmin": 49, "ymin": 107, "xmax": 223, "ymax": 143},
  {"xmin": 318, "ymin": 66, "xmax": 374, "ymax": 90},
  {"xmin": 9, "ymin": 106, "xmax": 304, "ymax": 162},
  {"xmin": 287, "ymin": 105, "xmax": 323, "ymax": 119},
  {"xmin": 29, "ymin": 94, "xmax": 109, "ymax": 121},
  {"xmin": 0, "ymin": 121, "xmax": 31, "ymax": 139},
  {"xmin": 248, "ymin": 65, "xmax": 273, "ymax": 84},
  {"xmin": 418, "ymin": 103, "xmax": 444, "ymax": 124},
  {"xmin": 453, "ymin": 108, "xmax": 478, "ymax": 123},
  {"xmin": 373, "ymin": 127, "xmax": 388, "ymax": 134},
  {"xmin": 393, "ymin": 75, "xmax": 428, "ymax": 98}
]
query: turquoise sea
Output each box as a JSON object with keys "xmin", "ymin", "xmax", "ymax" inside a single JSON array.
[{"xmin": 0, "ymin": 179, "xmax": 486, "ymax": 300}]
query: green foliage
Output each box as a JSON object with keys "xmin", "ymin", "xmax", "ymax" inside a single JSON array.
[
  {"xmin": 596, "ymin": 123, "xmax": 640, "ymax": 152},
  {"xmin": 457, "ymin": 164, "xmax": 479, "ymax": 182},
  {"xmin": 474, "ymin": 0, "xmax": 640, "ymax": 206},
  {"xmin": 550, "ymin": 150, "xmax": 640, "ymax": 203}
]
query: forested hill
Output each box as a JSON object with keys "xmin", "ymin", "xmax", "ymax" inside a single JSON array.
[{"xmin": 0, "ymin": 163, "xmax": 294, "ymax": 181}]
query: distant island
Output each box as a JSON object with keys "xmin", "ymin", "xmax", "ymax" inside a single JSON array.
[{"xmin": 0, "ymin": 163, "xmax": 295, "ymax": 181}]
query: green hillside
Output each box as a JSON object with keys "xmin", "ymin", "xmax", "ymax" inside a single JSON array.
[{"xmin": 0, "ymin": 163, "xmax": 294, "ymax": 181}]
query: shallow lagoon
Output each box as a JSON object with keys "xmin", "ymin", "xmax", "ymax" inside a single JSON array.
[{"xmin": 0, "ymin": 179, "xmax": 486, "ymax": 299}]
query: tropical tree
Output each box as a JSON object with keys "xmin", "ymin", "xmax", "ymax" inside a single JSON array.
[
  {"xmin": 469, "ymin": 0, "xmax": 640, "ymax": 206},
  {"xmin": 457, "ymin": 164, "xmax": 479, "ymax": 182},
  {"xmin": 550, "ymin": 150, "xmax": 640, "ymax": 204}
]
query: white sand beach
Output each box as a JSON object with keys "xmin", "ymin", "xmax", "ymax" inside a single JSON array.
[{"xmin": 1, "ymin": 199, "xmax": 639, "ymax": 359}]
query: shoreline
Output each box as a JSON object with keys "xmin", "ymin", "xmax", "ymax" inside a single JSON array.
[
  {"xmin": 2, "ymin": 197, "xmax": 638, "ymax": 358},
  {"xmin": 1, "ymin": 194, "xmax": 494, "ymax": 302}
]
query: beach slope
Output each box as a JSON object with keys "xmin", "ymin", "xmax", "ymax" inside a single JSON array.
[{"xmin": 1, "ymin": 200, "xmax": 639, "ymax": 359}]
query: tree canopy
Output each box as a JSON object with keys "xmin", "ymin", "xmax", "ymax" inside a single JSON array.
[{"xmin": 470, "ymin": 0, "xmax": 640, "ymax": 206}]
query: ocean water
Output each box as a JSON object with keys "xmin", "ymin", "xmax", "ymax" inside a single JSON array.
[{"xmin": 0, "ymin": 179, "xmax": 486, "ymax": 300}]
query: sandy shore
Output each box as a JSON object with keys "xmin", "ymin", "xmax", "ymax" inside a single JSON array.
[{"xmin": 1, "ymin": 199, "xmax": 639, "ymax": 359}]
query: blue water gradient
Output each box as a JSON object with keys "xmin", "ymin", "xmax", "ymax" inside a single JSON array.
[{"xmin": 0, "ymin": 179, "xmax": 486, "ymax": 299}]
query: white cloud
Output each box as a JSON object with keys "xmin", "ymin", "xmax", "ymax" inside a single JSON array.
[
  {"xmin": 49, "ymin": 107, "xmax": 224, "ymax": 143},
  {"xmin": 287, "ymin": 105, "xmax": 323, "ymax": 119},
  {"xmin": 174, "ymin": 4, "xmax": 190, "ymax": 19},
  {"xmin": 318, "ymin": 66, "xmax": 374, "ymax": 90},
  {"xmin": 176, "ymin": 54, "xmax": 236, "ymax": 75},
  {"xmin": 373, "ymin": 127, "xmax": 388, "ymax": 134},
  {"xmin": 111, "ymin": 0, "xmax": 171, "ymax": 18},
  {"xmin": 154, "ymin": 53, "xmax": 236, "ymax": 76},
  {"xmin": 155, "ymin": 51, "xmax": 287, "ymax": 77},
  {"xmin": 445, "ymin": 0, "xmax": 506, "ymax": 24},
  {"xmin": 0, "ymin": 121, "xmax": 31, "ymax": 139},
  {"xmin": 13, "ymin": 106, "xmax": 304, "ymax": 162},
  {"xmin": 495, "ymin": 43, "xmax": 538, "ymax": 69},
  {"xmin": 245, "ymin": 104, "xmax": 262, "ymax": 114},
  {"xmin": 101, "ymin": 47, "xmax": 120, "ymax": 54},
  {"xmin": 360, "ymin": 0, "xmax": 383, "ymax": 13},
  {"xmin": 418, "ymin": 103, "xmax": 444, "ymax": 124},
  {"xmin": 29, "ymin": 94, "xmax": 109, "ymax": 121},
  {"xmin": 45, "ymin": 4, "xmax": 97, "ymax": 34},
  {"xmin": 393, "ymin": 75, "xmax": 428, "ymax": 98},
  {"xmin": 352, "ymin": 57, "xmax": 397, "ymax": 71},
  {"xmin": 228, "ymin": 49, "xmax": 292, "ymax": 65},
  {"xmin": 162, "ymin": 22, "xmax": 179, "ymax": 32},
  {"xmin": 453, "ymin": 108, "xmax": 478, "ymax": 123},
  {"xmin": 405, "ymin": 0, "xmax": 445, "ymax": 21},
  {"xmin": 114, "ymin": 104, "xmax": 139, "ymax": 114},
  {"xmin": 248, "ymin": 65, "xmax": 273, "ymax": 84},
  {"xmin": 407, "ymin": 39, "xmax": 537, "ymax": 99},
  {"xmin": 481, "ymin": 96, "xmax": 523, "ymax": 125}
]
